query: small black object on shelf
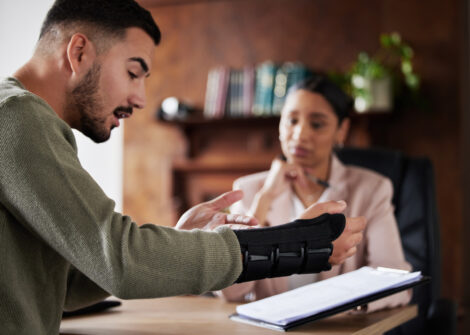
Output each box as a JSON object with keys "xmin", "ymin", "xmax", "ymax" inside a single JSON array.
[{"xmin": 156, "ymin": 97, "xmax": 195, "ymax": 121}]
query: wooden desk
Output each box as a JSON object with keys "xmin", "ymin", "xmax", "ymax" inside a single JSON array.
[{"xmin": 60, "ymin": 296, "xmax": 417, "ymax": 335}]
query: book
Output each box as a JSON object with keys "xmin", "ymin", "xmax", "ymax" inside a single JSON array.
[
  {"xmin": 214, "ymin": 66, "xmax": 230, "ymax": 119},
  {"xmin": 203, "ymin": 67, "xmax": 218, "ymax": 119},
  {"xmin": 272, "ymin": 62, "xmax": 312, "ymax": 115},
  {"xmin": 204, "ymin": 62, "xmax": 312, "ymax": 119},
  {"xmin": 203, "ymin": 66, "xmax": 230, "ymax": 119},
  {"xmin": 242, "ymin": 66, "xmax": 255, "ymax": 117},
  {"xmin": 252, "ymin": 61, "xmax": 278, "ymax": 116},
  {"xmin": 230, "ymin": 266, "xmax": 428, "ymax": 331},
  {"xmin": 226, "ymin": 69, "xmax": 244, "ymax": 118}
]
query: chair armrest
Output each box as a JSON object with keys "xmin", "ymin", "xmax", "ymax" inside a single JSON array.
[{"xmin": 426, "ymin": 298, "xmax": 457, "ymax": 335}]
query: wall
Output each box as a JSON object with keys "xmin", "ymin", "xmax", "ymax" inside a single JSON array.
[
  {"xmin": 0, "ymin": 0, "xmax": 54, "ymax": 76},
  {"xmin": 126, "ymin": 0, "xmax": 461, "ymax": 301},
  {"xmin": 460, "ymin": 0, "xmax": 470, "ymax": 332},
  {"xmin": 0, "ymin": 0, "xmax": 124, "ymax": 212}
]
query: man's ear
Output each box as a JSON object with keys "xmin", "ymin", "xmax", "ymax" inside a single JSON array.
[{"xmin": 66, "ymin": 33, "xmax": 97, "ymax": 79}]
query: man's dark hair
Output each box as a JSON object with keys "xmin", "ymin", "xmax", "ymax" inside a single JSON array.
[
  {"xmin": 39, "ymin": 0, "xmax": 161, "ymax": 45},
  {"xmin": 287, "ymin": 74, "xmax": 353, "ymax": 124}
]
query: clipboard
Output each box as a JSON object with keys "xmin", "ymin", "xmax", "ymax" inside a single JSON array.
[{"xmin": 230, "ymin": 268, "xmax": 430, "ymax": 331}]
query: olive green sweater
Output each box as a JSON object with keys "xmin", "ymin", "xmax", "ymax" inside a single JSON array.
[{"xmin": 0, "ymin": 77, "xmax": 242, "ymax": 334}]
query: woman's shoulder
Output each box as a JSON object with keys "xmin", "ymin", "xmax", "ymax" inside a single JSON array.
[
  {"xmin": 342, "ymin": 163, "xmax": 393, "ymax": 194},
  {"xmin": 337, "ymin": 163, "xmax": 395, "ymax": 219}
]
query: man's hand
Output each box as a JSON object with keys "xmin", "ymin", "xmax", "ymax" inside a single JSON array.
[
  {"xmin": 299, "ymin": 200, "xmax": 366, "ymax": 266},
  {"xmin": 176, "ymin": 190, "xmax": 259, "ymax": 231}
]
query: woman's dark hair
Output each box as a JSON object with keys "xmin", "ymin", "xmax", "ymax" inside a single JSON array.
[
  {"xmin": 39, "ymin": 0, "xmax": 161, "ymax": 45},
  {"xmin": 287, "ymin": 74, "xmax": 353, "ymax": 123}
]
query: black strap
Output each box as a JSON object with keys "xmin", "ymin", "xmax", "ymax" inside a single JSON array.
[{"xmin": 234, "ymin": 213, "xmax": 344, "ymax": 283}]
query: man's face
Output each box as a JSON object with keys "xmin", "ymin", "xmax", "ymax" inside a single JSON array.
[{"xmin": 67, "ymin": 28, "xmax": 155, "ymax": 143}]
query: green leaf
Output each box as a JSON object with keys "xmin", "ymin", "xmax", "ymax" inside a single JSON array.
[
  {"xmin": 380, "ymin": 34, "xmax": 392, "ymax": 47},
  {"xmin": 390, "ymin": 32, "xmax": 401, "ymax": 45},
  {"xmin": 405, "ymin": 73, "xmax": 420, "ymax": 89},
  {"xmin": 401, "ymin": 46, "xmax": 413, "ymax": 59},
  {"xmin": 358, "ymin": 52, "xmax": 370, "ymax": 63},
  {"xmin": 401, "ymin": 60, "xmax": 413, "ymax": 74}
]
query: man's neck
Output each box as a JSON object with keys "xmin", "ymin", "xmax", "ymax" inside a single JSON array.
[{"xmin": 13, "ymin": 57, "xmax": 69, "ymax": 124}]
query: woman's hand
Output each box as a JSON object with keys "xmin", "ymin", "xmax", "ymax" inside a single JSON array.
[
  {"xmin": 299, "ymin": 200, "xmax": 366, "ymax": 266},
  {"xmin": 248, "ymin": 158, "xmax": 307, "ymax": 227},
  {"xmin": 329, "ymin": 216, "xmax": 366, "ymax": 265},
  {"xmin": 260, "ymin": 158, "xmax": 308, "ymax": 199}
]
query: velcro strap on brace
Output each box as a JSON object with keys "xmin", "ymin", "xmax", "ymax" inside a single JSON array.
[{"xmin": 234, "ymin": 213, "xmax": 345, "ymax": 283}]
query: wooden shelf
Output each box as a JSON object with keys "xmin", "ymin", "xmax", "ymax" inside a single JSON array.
[
  {"xmin": 173, "ymin": 160, "xmax": 271, "ymax": 173},
  {"xmin": 139, "ymin": 0, "xmax": 227, "ymax": 8},
  {"xmin": 159, "ymin": 115, "xmax": 280, "ymax": 129},
  {"xmin": 161, "ymin": 116, "xmax": 281, "ymax": 158}
]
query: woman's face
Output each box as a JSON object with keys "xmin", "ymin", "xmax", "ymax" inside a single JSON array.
[{"xmin": 279, "ymin": 89, "xmax": 349, "ymax": 168}]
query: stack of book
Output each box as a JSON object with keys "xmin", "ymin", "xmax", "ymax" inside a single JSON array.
[{"xmin": 203, "ymin": 61, "xmax": 311, "ymax": 119}]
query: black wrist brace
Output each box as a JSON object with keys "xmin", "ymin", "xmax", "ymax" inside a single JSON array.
[{"xmin": 234, "ymin": 213, "xmax": 345, "ymax": 283}]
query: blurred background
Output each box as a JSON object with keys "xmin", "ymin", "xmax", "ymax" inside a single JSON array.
[
  {"xmin": 131, "ymin": 0, "xmax": 465, "ymax": 322},
  {"xmin": 1, "ymin": 0, "xmax": 469, "ymax": 333},
  {"xmin": 134, "ymin": 1, "xmax": 470, "ymax": 333}
]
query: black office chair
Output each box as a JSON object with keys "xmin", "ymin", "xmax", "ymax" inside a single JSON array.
[{"xmin": 336, "ymin": 146, "xmax": 456, "ymax": 335}]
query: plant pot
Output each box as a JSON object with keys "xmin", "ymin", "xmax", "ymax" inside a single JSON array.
[{"xmin": 352, "ymin": 75, "xmax": 393, "ymax": 113}]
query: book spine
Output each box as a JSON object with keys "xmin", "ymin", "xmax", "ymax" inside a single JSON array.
[
  {"xmin": 252, "ymin": 66, "xmax": 263, "ymax": 116},
  {"xmin": 253, "ymin": 61, "xmax": 277, "ymax": 116},
  {"xmin": 243, "ymin": 66, "xmax": 254, "ymax": 117},
  {"xmin": 236, "ymin": 70, "xmax": 244, "ymax": 117},
  {"xmin": 272, "ymin": 65, "xmax": 288, "ymax": 115},
  {"xmin": 214, "ymin": 66, "xmax": 230, "ymax": 119},
  {"xmin": 226, "ymin": 68, "xmax": 237, "ymax": 118},
  {"xmin": 203, "ymin": 68, "xmax": 217, "ymax": 119}
]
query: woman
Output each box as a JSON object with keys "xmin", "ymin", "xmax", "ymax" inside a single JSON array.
[{"xmin": 220, "ymin": 75, "xmax": 412, "ymax": 312}]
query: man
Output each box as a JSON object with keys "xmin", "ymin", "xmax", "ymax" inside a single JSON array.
[{"xmin": 0, "ymin": 0, "xmax": 365, "ymax": 334}]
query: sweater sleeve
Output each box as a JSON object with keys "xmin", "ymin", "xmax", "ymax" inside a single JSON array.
[
  {"xmin": 0, "ymin": 94, "xmax": 242, "ymax": 301},
  {"xmin": 64, "ymin": 266, "xmax": 111, "ymax": 311}
]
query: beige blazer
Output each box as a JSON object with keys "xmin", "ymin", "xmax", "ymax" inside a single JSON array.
[{"xmin": 221, "ymin": 154, "xmax": 412, "ymax": 312}]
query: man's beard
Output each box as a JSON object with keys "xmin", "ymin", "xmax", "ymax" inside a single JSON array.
[{"xmin": 66, "ymin": 64, "xmax": 110, "ymax": 143}]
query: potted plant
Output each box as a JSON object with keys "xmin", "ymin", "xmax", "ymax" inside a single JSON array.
[{"xmin": 332, "ymin": 32, "xmax": 420, "ymax": 113}]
